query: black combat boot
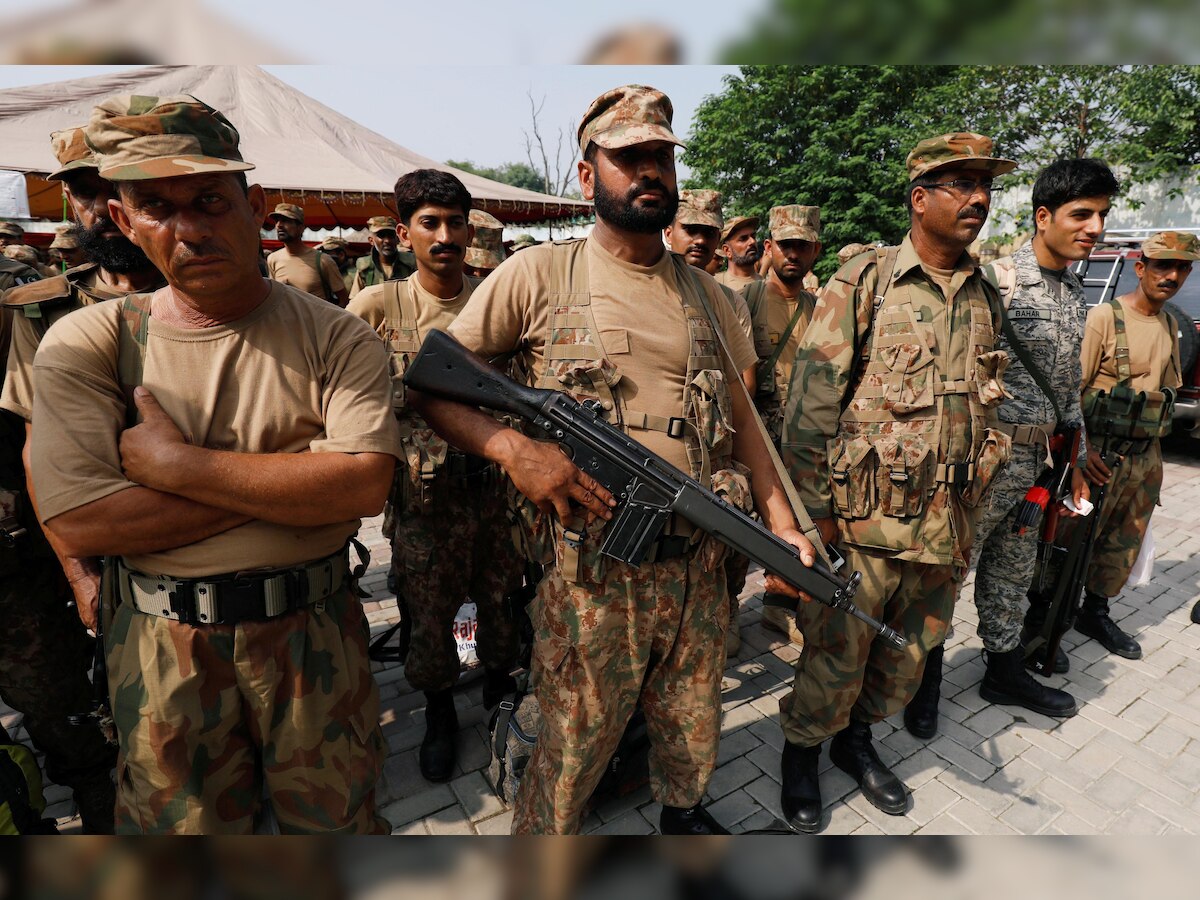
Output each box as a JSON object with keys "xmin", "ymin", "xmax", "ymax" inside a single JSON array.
[
  {"xmin": 1022, "ymin": 599, "xmax": 1069, "ymax": 673},
  {"xmin": 659, "ymin": 803, "xmax": 729, "ymax": 835},
  {"xmin": 1191, "ymin": 599, "xmax": 1200, "ymax": 626},
  {"xmin": 903, "ymin": 644, "xmax": 943, "ymax": 740},
  {"xmin": 979, "ymin": 646, "xmax": 1077, "ymax": 717},
  {"xmin": 780, "ymin": 740, "xmax": 823, "ymax": 833},
  {"xmin": 1075, "ymin": 592, "xmax": 1142, "ymax": 659},
  {"xmin": 829, "ymin": 719, "xmax": 908, "ymax": 815},
  {"xmin": 481, "ymin": 668, "xmax": 518, "ymax": 711},
  {"xmin": 419, "ymin": 689, "xmax": 458, "ymax": 783},
  {"xmin": 72, "ymin": 771, "xmax": 116, "ymax": 834}
]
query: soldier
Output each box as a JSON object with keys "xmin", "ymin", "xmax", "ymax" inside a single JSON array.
[
  {"xmin": 837, "ymin": 243, "xmax": 869, "ymax": 266},
  {"xmin": 1070, "ymin": 231, "xmax": 1197, "ymax": 658},
  {"xmin": 347, "ymin": 170, "xmax": 520, "ymax": 783},
  {"xmin": 319, "ymin": 236, "xmax": 355, "ymax": 292},
  {"xmin": 349, "ymin": 215, "xmax": 417, "ymax": 298},
  {"xmin": 3, "ymin": 245, "xmax": 49, "ymax": 277},
  {"xmin": 1, "ymin": 125, "xmax": 169, "ymax": 834},
  {"xmin": 464, "ymin": 209, "xmax": 507, "ymax": 279},
  {"xmin": 716, "ymin": 215, "xmax": 761, "ymax": 291},
  {"xmin": 779, "ymin": 133, "xmax": 1015, "ymax": 832},
  {"xmin": 510, "ymin": 234, "xmax": 539, "ymax": 253},
  {"xmin": 265, "ymin": 203, "xmax": 349, "ymax": 306},
  {"xmin": 904, "ymin": 159, "xmax": 1115, "ymax": 738},
  {"xmin": 410, "ymin": 84, "xmax": 817, "ymax": 835},
  {"xmin": 664, "ymin": 188, "xmax": 762, "ymax": 656},
  {"xmin": 28, "ymin": 94, "xmax": 399, "ymax": 834},
  {"xmin": 49, "ymin": 225, "xmax": 88, "ymax": 270},
  {"xmin": 0, "ymin": 222, "xmax": 24, "ymax": 249}
]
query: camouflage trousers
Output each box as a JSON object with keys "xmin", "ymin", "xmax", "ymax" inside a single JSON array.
[
  {"xmin": 1085, "ymin": 440, "xmax": 1162, "ymax": 599},
  {"xmin": 972, "ymin": 444, "xmax": 1045, "ymax": 652},
  {"xmin": 0, "ymin": 557, "xmax": 116, "ymax": 830},
  {"xmin": 106, "ymin": 582, "xmax": 387, "ymax": 835},
  {"xmin": 780, "ymin": 544, "xmax": 962, "ymax": 747},
  {"xmin": 392, "ymin": 472, "xmax": 521, "ymax": 693},
  {"xmin": 512, "ymin": 552, "xmax": 728, "ymax": 834}
]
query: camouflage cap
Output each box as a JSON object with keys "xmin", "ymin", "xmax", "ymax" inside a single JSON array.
[
  {"xmin": 510, "ymin": 233, "xmax": 538, "ymax": 251},
  {"xmin": 1142, "ymin": 231, "xmax": 1200, "ymax": 261},
  {"xmin": 465, "ymin": 225, "xmax": 505, "ymax": 270},
  {"xmin": 906, "ymin": 132, "xmax": 1017, "ymax": 181},
  {"xmin": 47, "ymin": 126, "xmax": 97, "ymax": 182},
  {"xmin": 268, "ymin": 202, "xmax": 305, "ymax": 224},
  {"xmin": 468, "ymin": 208, "xmax": 502, "ymax": 229},
  {"xmin": 367, "ymin": 216, "xmax": 398, "ymax": 234},
  {"xmin": 320, "ymin": 236, "xmax": 349, "ymax": 251},
  {"xmin": 720, "ymin": 214, "xmax": 760, "ymax": 244},
  {"xmin": 837, "ymin": 242, "xmax": 870, "ymax": 265},
  {"xmin": 85, "ymin": 94, "xmax": 256, "ymax": 182},
  {"xmin": 674, "ymin": 189, "xmax": 723, "ymax": 230},
  {"xmin": 0, "ymin": 222, "xmax": 24, "ymax": 239},
  {"xmin": 3, "ymin": 244, "xmax": 39, "ymax": 265},
  {"xmin": 49, "ymin": 223, "xmax": 80, "ymax": 250},
  {"xmin": 577, "ymin": 84, "xmax": 685, "ymax": 154},
  {"xmin": 768, "ymin": 205, "xmax": 821, "ymax": 243}
]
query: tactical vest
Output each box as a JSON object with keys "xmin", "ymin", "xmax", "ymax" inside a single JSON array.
[
  {"xmin": 829, "ymin": 248, "xmax": 1011, "ymax": 563},
  {"xmin": 3, "ymin": 264, "xmax": 99, "ymax": 340},
  {"xmin": 742, "ymin": 279, "xmax": 811, "ymax": 441},
  {"xmin": 1081, "ymin": 298, "xmax": 1179, "ymax": 444},
  {"xmin": 357, "ymin": 250, "xmax": 417, "ymax": 290},
  {"xmin": 513, "ymin": 240, "xmax": 748, "ymax": 581}
]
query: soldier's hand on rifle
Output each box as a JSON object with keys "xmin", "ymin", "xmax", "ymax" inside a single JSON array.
[
  {"xmin": 506, "ymin": 437, "xmax": 615, "ymax": 523},
  {"xmin": 118, "ymin": 387, "xmax": 190, "ymax": 490},
  {"xmin": 763, "ymin": 525, "xmax": 818, "ymax": 603},
  {"xmin": 1083, "ymin": 448, "xmax": 1113, "ymax": 486},
  {"xmin": 1061, "ymin": 468, "xmax": 1091, "ymax": 519}
]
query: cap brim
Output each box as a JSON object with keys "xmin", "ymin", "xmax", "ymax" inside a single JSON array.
[
  {"xmin": 675, "ymin": 212, "xmax": 722, "ymax": 230},
  {"xmin": 46, "ymin": 159, "xmax": 98, "ymax": 182},
  {"xmin": 269, "ymin": 213, "xmax": 303, "ymax": 223},
  {"xmin": 917, "ymin": 157, "xmax": 1018, "ymax": 179},
  {"xmin": 592, "ymin": 124, "xmax": 686, "ymax": 151},
  {"xmin": 770, "ymin": 228, "xmax": 820, "ymax": 243},
  {"xmin": 721, "ymin": 216, "xmax": 760, "ymax": 242},
  {"xmin": 1145, "ymin": 250, "xmax": 1200, "ymax": 261},
  {"xmin": 369, "ymin": 227, "xmax": 397, "ymax": 235},
  {"xmin": 99, "ymin": 155, "xmax": 256, "ymax": 182}
]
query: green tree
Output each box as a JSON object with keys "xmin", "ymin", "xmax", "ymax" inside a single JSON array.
[
  {"xmin": 683, "ymin": 66, "xmax": 965, "ymax": 278},
  {"xmin": 446, "ymin": 159, "xmax": 546, "ymax": 193}
]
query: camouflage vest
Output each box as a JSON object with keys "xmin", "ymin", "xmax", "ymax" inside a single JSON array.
[
  {"xmin": 1081, "ymin": 298, "xmax": 1179, "ymax": 443},
  {"xmin": 4, "ymin": 263, "xmax": 102, "ymax": 341},
  {"xmin": 357, "ymin": 250, "xmax": 417, "ymax": 289},
  {"xmin": 830, "ymin": 248, "xmax": 1010, "ymax": 563}
]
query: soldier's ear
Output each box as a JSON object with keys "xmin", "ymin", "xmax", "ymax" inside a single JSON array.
[
  {"xmin": 578, "ymin": 158, "xmax": 596, "ymax": 201},
  {"xmin": 1034, "ymin": 205, "xmax": 1052, "ymax": 233},
  {"xmin": 107, "ymin": 197, "xmax": 137, "ymax": 245}
]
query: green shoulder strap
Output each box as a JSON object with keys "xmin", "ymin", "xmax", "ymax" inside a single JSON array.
[
  {"xmin": 1108, "ymin": 297, "xmax": 1133, "ymax": 384},
  {"xmin": 762, "ymin": 292, "xmax": 811, "ymax": 377},
  {"xmin": 116, "ymin": 293, "xmax": 152, "ymax": 428},
  {"xmin": 984, "ymin": 262, "xmax": 1065, "ymax": 424},
  {"xmin": 742, "ymin": 280, "xmax": 768, "ymax": 320}
]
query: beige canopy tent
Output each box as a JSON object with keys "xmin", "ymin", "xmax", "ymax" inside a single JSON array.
[{"xmin": 0, "ymin": 65, "xmax": 593, "ymax": 227}]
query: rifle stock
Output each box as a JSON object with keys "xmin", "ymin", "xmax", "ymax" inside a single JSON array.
[{"xmin": 406, "ymin": 330, "xmax": 907, "ymax": 649}]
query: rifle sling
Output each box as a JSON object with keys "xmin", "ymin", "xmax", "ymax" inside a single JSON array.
[{"xmin": 762, "ymin": 294, "xmax": 808, "ymax": 377}]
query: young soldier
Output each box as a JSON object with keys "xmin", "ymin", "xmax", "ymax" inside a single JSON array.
[
  {"xmin": 779, "ymin": 133, "xmax": 1015, "ymax": 832},
  {"xmin": 347, "ymin": 171, "xmax": 520, "ymax": 783},
  {"xmin": 1072, "ymin": 231, "xmax": 1197, "ymax": 657},
  {"xmin": 716, "ymin": 215, "xmax": 761, "ymax": 291},
  {"xmin": 904, "ymin": 159, "xmax": 1115, "ymax": 738},
  {"xmin": 29, "ymin": 94, "xmax": 399, "ymax": 834},
  {"xmin": 350, "ymin": 216, "xmax": 417, "ymax": 298},
  {"xmin": 411, "ymin": 85, "xmax": 816, "ymax": 835},
  {"xmin": 265, "ymin": 203, "xmax": 349, "ymax": 306}
]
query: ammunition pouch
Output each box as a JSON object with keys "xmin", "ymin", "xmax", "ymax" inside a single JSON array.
[
  {"xmin": 1083, "ymin": 383, "xmax": 1174, "ymax": 443},
  {"xmin": 397, "ymin": 422, "xmax": 496, "ymax": 512},
  {"xmin": 958, "ymin": 427, "xmax": 1012, "ymax": 507},
  {"xmin": 874, "ymin": 435, "xmax": 935, "ymax": 518}
]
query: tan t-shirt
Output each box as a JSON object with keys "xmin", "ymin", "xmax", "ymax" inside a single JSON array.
[
  {"xmin": 448, "ymin": 238, "xmax": 756, "ymax": 472},
  {"xmin": 716, "ymin": 270, "xmax": 760, "ymax": 292},
  {"xmin": 267, "ymin": 246, "xmax": 343, "ymax": 301},
  {"xmin": 31, "ymin": 283, "xmax": 402, "ymax": 578},
  {"xmin": 2, "ymin": 268, "xmax": 132, "ymax": 421},
  {"xmin": 1081, "ymin": 298, "xmax": 1182, "ymax": 394},
  {"xmin": 347, "ymin": 273, "xmax": 480, "ymax": 339},
  {"xmin": 762, "ymin": 279, "xmax": 816, "ymax": 390}
]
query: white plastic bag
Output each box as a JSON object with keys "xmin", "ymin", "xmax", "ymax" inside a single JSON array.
[
  {"xmin": 1125, "ymin": 520, "xmax": 1155, "ymax": 588},
  {"xmin": 454, "ymin": 601, "xmax": 480, "ymax": 669}
]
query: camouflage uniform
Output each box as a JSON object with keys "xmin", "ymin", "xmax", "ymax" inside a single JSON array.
[
  {"xmin": 350, "ymin": 216, "xmax": 416, "ymax": 298},
  {"xmin": 33, "ymin": 94, "xmax": 393, "ymax": 835},
  {"xmin": 970, "ymin": 242, "xmax": 1089, "ymax": 652},
  {"xmin": 780, "ymin": 227, "xmax": 1012, "ymax": 745},
  {"xmin": 466, "ymin": 209, "xmax": 506, "ymax": 273}
]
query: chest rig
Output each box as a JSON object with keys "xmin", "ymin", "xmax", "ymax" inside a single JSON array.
[
  {"xmin": 537, "ymin": 240, "xmax": 735, "ymax": 486},
  {"xmin": 1082, "ymin": 298, "xmax": 1179, "ymax": 446}
]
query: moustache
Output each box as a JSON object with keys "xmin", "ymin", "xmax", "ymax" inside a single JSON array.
[
  {"xmin": 430, "ymin": 243, "xmax": 462, "ymax": 255},
  {"xmin": 1157, "ymin": 281, "xmax": 1178, "ymax": 290},
  {"xmin": 959, "ymin": 205, "xmax": 987, "ymax": 220},
  {"xmin": 175, "ymin": 243, "xmax": 226, "ymax": 263},
  {"xmin": 626, "ymin": 179, "xmax": 671, "ymax": 202}
]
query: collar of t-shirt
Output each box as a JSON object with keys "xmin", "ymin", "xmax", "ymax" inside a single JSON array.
[
  {"xmin": 588, "ymin": 234, "xmax": 675, "ymax": 283},
  {"xmin": 1039, "ymin": 264, "xmax": 1066, "ymax": 300},
  {"xmin": 922, "ymin": 263, "xmax": 958, "ymax": 300},
  {"xmin": 409, "ymin": 271, "xmax": 474, "ymax": 310}
]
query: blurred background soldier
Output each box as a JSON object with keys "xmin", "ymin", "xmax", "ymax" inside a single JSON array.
[
  {"xmin": 716, "ymin": 215, "xmax": 761, "ymax": 291},
  {"xmin": 319, "ymin": 235, "xmax": 355, "ymax": 292},
  {"xmin": 348, "ymin": 171, "xmax": 520, "ymax": 784},
  {"xmin": 1071, "ymin": 231, "xmax": 1198, "ymax": 657},
  {"xmin": 48, "ymin": 224, "xmax": 87, "ymax": 270},
  {"xmin": 266, "ymin": 202, "xmax": 349, "ymax": 306},
  {"xmin": 0, "ymin": 221, "xmax": 25, "ymax": 248},
  {"xmin": 780, "ymin": 133, "xmax": 1016, "ymax": 832},
  {"xmin": 350, "ymin": 215, "xmax": 417, "ymax": 297},
  {"xmin": 903, "ymin": 159, "xmax": 1115, "ymax": 739},
  {"xmin": 3, "ymin": 244, "xmax": 51, "ymax": 276},
  {"xmin": 837, "ymin": 243, "xmax": 869, "ymax": 267},
  {"xmin": 465, "ymin": 208, "xmax": 506, "ymax": 278},
  {"xmin": 509, "ymin": 233, "xmax": 539, "ymax": 253}
]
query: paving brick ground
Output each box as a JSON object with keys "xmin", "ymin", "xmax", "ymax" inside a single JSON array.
[{"xmin": 10, "ymin": 443, "xmax": 1200, "ymax": 835}]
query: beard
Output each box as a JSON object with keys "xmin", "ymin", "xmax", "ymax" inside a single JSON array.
[
  {"xmin": 592, "ymin": 176, "xmax": 678, "ymax": 234},
  {"xmin": 732, "ymin": 246, "xmax": 759, "ymax": 267},
  {"xmin": 73, "ymin": 222, "xmax": 155, "ymax": 274}
]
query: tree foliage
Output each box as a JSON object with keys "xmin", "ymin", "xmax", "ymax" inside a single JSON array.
[
  {"xmin": 684, "ymin": 65, "xmax": 1200, "ymax": 277},
  {"xmin": 445, "ymin": 158, "xmax": 546, "ymax": 193}
]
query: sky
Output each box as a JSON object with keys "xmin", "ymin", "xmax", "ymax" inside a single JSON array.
[{"xmin": 0, "ymin": 64, "xmax": 740, "ymax": 182}]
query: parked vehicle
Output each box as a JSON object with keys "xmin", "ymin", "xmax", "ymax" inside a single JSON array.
[{"xmin": 1073, "ymin": 229, "xmax": 1200, "ymax": 435}]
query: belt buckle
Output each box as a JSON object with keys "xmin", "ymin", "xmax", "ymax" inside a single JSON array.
[
  {"xmin": 666, "ymin": 417, "xmax": 687, "ymax": 440},
  {"xmin": 169, "ymin": 580, "xmax": 198, "ymax": 625},
  {"xmin": 193, "ymin": 583, "xmax": 218, "ymax": 624}
]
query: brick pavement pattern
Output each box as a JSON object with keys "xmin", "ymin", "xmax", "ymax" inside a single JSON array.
[{"xmin": 10, "ymin": 446, "xmax": 1200, "ymax": 835}]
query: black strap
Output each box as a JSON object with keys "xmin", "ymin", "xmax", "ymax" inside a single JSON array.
[
  {"xmin": 996, "ymin": 296, "xmax": 1064, "ymax": 424},
  {"xmin": 315, "ymin": 249, "xmax": 335, "ymax": 303}
]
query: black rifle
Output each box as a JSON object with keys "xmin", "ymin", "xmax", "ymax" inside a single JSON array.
[{"xmin": 405, "ymin": 330, "xmax": 906, "ymax": 649}]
